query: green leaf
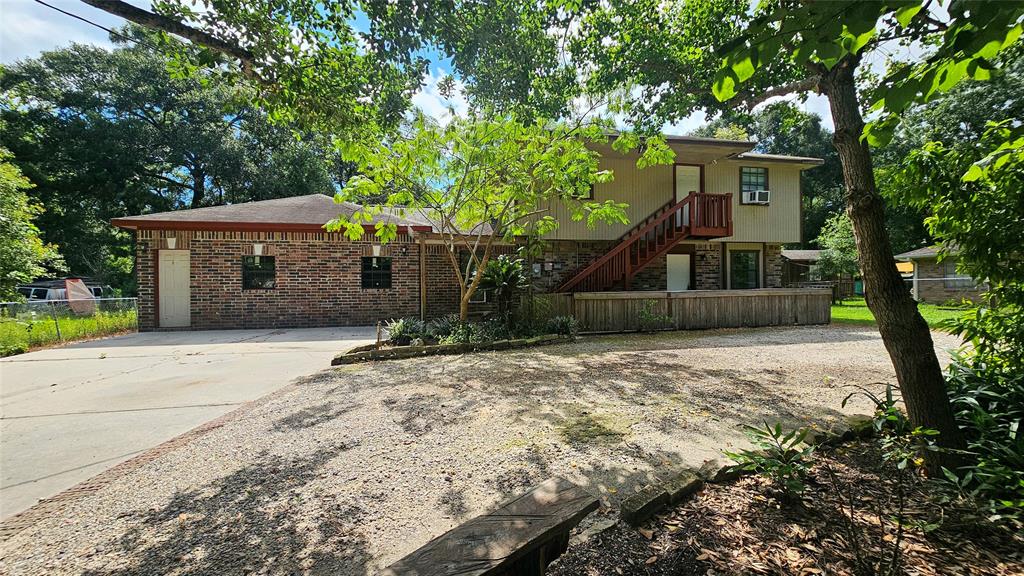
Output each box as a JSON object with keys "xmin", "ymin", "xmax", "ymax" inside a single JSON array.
[
  {"xmin": 895, "ymin": 3, "xmax": 923, "ymax": 27},
  {"xmin": 712, "ymin": 68, "xmax": 739, "ymax": 101},
  {"xmin": 732, "ymin": 54, "xmax": 755, "ymax": 82},
  {"xmin": 961, "ymin": 163, "xmax": 985, "ymax": 182}
]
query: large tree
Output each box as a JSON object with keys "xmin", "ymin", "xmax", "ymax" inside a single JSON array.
[{"xmin": 0, "ymin": 27, "xmax": 351, "ymax": 289}]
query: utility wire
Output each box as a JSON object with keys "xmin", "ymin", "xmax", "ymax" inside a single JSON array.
[{"xmin": 32, "ymin": 0, "xmax": 144, "ymax": 47}]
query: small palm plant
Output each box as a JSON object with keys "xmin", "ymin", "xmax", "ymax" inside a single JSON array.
[{"xmin": 476, "ymin": 255, "xmax": 529, "ymax": 325}]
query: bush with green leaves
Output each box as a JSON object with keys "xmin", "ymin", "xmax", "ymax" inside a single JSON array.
[
  {"xmin": 439, "ymin": 321, "xmax": 477, "ymax": 345},
  {"xmin": 545, "ymin": 315, "xmax": 579, "ymax": 338},
  {"xmin": 426, "ymin": 314, "xmax": 461, "ymax": 339},
  {"xmin": 943, "ymin": 349, "xmax": 1024, "ymax": 524},
  {"xmin": 725, "ymin": 421, "xmax": 815, "ymax": 498},
  {"xmin": 384, "ymin": 317, "xmax": 425, "ymax": 345}
]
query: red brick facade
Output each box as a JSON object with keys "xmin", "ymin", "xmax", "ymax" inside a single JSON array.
[{"xmin": 135, "ymin": 230, "xmax": 496, "ymax": 331}]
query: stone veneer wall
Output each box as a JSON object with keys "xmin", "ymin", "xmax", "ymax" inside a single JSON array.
[
  {"xmin": 694, "ymin": 243, "xmax": 722, "ymax": 290},
  {"xmin": 765, "ymin": 243, "xmax": 784, "ymax": 288}
]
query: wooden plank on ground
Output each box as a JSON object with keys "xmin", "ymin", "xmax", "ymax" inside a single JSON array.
[{"xmin": 381, "ymin": 477, "xmax": 599, "ymax": 576}]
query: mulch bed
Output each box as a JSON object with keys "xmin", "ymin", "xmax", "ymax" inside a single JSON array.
[{"xmin": 550, "ymin": 441, "xmax": 1024, "ymax": 575}]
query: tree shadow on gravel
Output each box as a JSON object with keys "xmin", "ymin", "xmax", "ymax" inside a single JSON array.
[
  {"xmin": 274, "ymin": 402, "xmax": 360, "ymax": 431},
  {"xmin": 83, "ymin": 444, "xmax": 371, "ymax": 576}
]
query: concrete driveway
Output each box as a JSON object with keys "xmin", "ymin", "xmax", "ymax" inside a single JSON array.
[{"xmin": 0, "ymin": 327, "xmax": 374, "ymax": 520}]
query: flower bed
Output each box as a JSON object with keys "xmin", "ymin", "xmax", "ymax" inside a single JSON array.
[{"xmin": 331, "ymin": 333, "xmax": 570, "ymax": 365}]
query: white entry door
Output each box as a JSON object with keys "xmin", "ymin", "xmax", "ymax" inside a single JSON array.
[
  {"xmin": 667, "ymin": 254, "xmax": 691, "ymax": 291},
  {"xmin": 158, "ymin": 250, "xmax": 191, "ymax": 328},
  {"xmin": 675, "ymin": 165, "xmax": 702, "ymax": 202}
]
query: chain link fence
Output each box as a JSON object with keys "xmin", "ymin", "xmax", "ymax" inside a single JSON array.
[{"xmin": 0, "ymin": 298, "xmax": 138, "ymax": 356}]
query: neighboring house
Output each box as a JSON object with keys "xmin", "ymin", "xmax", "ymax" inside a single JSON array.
[
  {"xmin": 895, "ymin": 245, "xmax": 986, "ymax": 304},
  {"xmin": 780, "ymin": 249, "xmax": 824, "ymax": 285},
  {"xmin": 112, "ymin": 135, "xmax": 822, "ymax": 331}
]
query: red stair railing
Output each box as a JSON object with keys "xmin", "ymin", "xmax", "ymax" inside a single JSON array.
[{"xmin": 555, "ymin": 192, "xmax": 732, "ymax": 293}]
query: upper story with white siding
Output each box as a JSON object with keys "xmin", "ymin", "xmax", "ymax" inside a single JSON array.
[{"xmin": 541, "ymin": 135, "xmax": 822, "ymax": 244}]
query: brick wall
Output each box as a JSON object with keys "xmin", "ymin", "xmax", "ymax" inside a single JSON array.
[
  {"xmin": 694, "ymin": 243, "xmax": 722, "ymax": 290},
  {"xmin": 133, "ymin": 230, "xmax": 502, "ymax": 330},
  {"xmin": 914, "ymin": 257, "xmax": 985, "ymax": 304}
]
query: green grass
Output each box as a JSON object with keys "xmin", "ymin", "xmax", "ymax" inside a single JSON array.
[
  {"xmin": 0, "ymin": 310, "xmax": 137, "ymax": 356},
  {"xmin": 831, "ymin": 297, "xmax": 972, "ymax": 330}
]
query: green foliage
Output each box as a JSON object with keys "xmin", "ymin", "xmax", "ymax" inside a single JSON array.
[
  {"xmin": 843, "ymin": 384, "xmax": 940, "ymax": 470},
  {"xmin": 943, "ymin": 351, "xmax": 1024, "ymax": 523},
  {"xmin": 725, "ymin": 421, "xmax": 815, "ymax": 497},
  {"xmin": 384, "ymin": 317, "xmax": 426, "ymax": 345},
  {"xmin": 438, "ymin": 321, "xmax": 478, "ymax": 345},
  {"xmin": 0, "ymin": 308, "xmax": 137, "ymax": 356},
  {"xmin": 544, "ymin": 315, "xmax": 579, "ymax": 338},
  {"xmin": 328, "ymin": 112, "xmax": 639, "ymax": 318},
  {"xmin": 476, "ymin": 255, "xmax": 529, "ymax": 320},
  {"xmin": 637, "ymin": 300, "xmax": 673, "ymax": 332},
  {"xmin": 0, "ymin": 27, "xmax": 350, "ymax": 291},
  {"xmin": 815, "ymin": 213, "xmax": 859, "ymax": 278},
  {"xmin": 426, "ymin": 314, "xmax": 462, "ymax": 339},
  {"xmin": 0, "ymin": 148, "xmax": 64, "ymax": 300},
  {"xmin": 710, "ymin": 1, "xmax": 1023, "ymax": 146}
]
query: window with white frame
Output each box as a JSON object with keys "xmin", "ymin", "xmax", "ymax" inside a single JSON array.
[{"xmin": 943, "ymin": 260, "xmax": 974, "ymax": 289}]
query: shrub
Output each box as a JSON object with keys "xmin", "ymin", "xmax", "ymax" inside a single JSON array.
[
  {"xmin": 474, "ymin": 317, "xmax": 512, "ymax": 342},
  {"xmin": 545, "ymin": 315, "xmax": 579, "ymax": 338},
  {"xmin": 439, "ymin": 321, "xmax": 477, "ymax": 344},
  {"xmin": 725, "ymin": 421, "xmax": 815, "ymax": 498},
  {"xmin": 426, "ymin": 314, "xmax": 461, "ymax": 339},
  {"xmin": 943, "ymin": 350, "xmax": 1024, "ymax": 523},
  {"xmin": 384, "ymin": 317, "xmax": 425, "ymax": 345}
]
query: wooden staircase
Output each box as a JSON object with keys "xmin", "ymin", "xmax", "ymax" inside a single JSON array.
[{"xmin": 556, "ymin": 192, "xmax": 733, "ymax": 293}]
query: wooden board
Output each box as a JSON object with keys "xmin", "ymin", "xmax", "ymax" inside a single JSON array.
[{"xmin": 381, "ymin": 477, "xmax": 599, "ymax": 576}]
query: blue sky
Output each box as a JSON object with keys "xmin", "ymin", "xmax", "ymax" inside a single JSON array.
[{"xmin": 0, "ymin": 0, "xmax": 834, "ymax": 132}]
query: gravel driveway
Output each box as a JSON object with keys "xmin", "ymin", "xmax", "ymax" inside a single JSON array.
[{"xmin": 0, "ymin": 325, "xmax": 961, "ymax": 575}]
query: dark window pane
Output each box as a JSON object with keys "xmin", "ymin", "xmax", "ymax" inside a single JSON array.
[
  {"xmin": 361, "ymin": 257, "xmax": 392, "ymax": 289},
  {"xmin": 730, "ymin": 250, "xmax": 760, "ymax": 289},
  {"xmin": 740, "ymin": 167, "xmax": 768, "ymax": 192},
  {"xmin": 242, "ymin": 256, "xmax": 276, "ymax": 289}
]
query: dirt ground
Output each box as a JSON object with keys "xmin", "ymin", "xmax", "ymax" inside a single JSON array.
[{"xmin": 0, "ymin": 325, "xmax": 962, "ymax": 575}]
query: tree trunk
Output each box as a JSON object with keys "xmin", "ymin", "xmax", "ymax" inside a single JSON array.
[
  {"xmin": 190, "ymin": 168, "xmax": 206, "ymax": 209},
  {"xmin": 819, "ymin": 57, "xmax": 963, "ymax": 471},
  {"xmin": 459, "ymin": 296, "xmax": 470, "ymax": 322}
]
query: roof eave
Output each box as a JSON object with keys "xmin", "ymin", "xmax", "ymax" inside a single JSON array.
[{"xmin": 110, "ymin": 218, "xmax": 432, "ymax": 234}]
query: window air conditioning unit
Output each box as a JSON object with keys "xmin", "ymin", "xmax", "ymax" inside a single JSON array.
[{"xmin": 742, "ymin": 189, "xmax": 771, "ymax": 205}]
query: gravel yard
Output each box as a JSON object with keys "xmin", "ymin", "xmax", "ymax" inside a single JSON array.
[{"xmin": 0, "ymin": 325, "xmax": 961, "ymax": 576}]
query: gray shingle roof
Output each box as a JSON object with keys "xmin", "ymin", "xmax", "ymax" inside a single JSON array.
[
  {"xmin": 112, "ymin": 194, "xmax": 433, "ymax": 231},
  {"xmin": 781, "ymin": 249, "xmax": 823, "ymax": 261},
  {"xmin": 894, "ymin": 245, "xmax": 952, "ymax": 260}
]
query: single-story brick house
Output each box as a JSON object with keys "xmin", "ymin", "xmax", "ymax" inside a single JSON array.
[
  {"xmin": 895, "ymin": 245, "xmax": 986, "ymax": 304},
  {"xmin": 112, "ymin": 135, "xmax": 822, "ymax": 330}
]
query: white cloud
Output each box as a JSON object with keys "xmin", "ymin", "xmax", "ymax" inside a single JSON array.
[
  {"xmin": 410, "ymin": 68, "xmax": 469, "ymax": 125},
  {"xmin": 0, "ymin": 0, "xmax": 150, "ymax": 63}
]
